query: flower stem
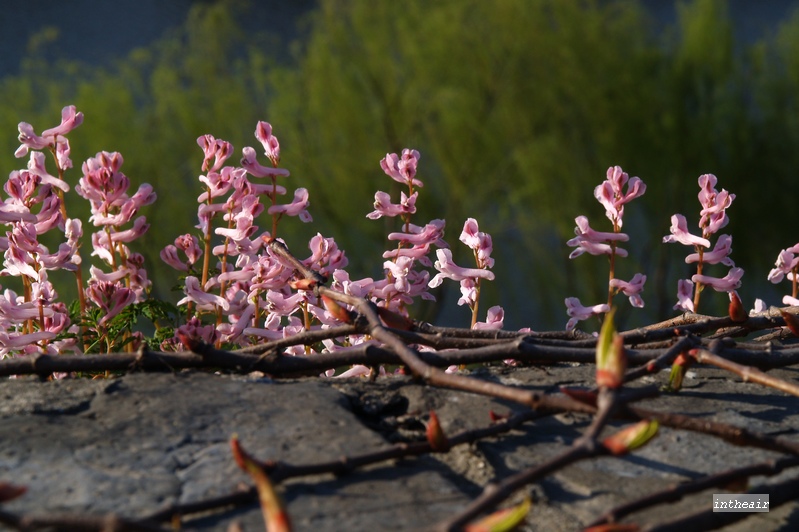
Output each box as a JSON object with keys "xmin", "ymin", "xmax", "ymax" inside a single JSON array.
[
  {"xmin": 607, "ymin": 242, "xmax": 617, "ymax": 308},
  {"xmin": 693, "ymin": 247, "xmax": 704, "ymax": 313},
  {"xmin": 471, "ymin": 278, "xmax": 481, "ymax": 329}
]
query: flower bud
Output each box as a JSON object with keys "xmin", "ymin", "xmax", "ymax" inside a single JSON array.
[
  {"xmin": 426, "ymin": 410, "xmax": 451, "ymax": 452},
  {"xmin": 465, "ymin": 497, "xmax": 530, "ymax": 532},
  {"xmin": 780, "ymin": 309, "xmax": 799, "ymax": 337},
  {"xmin": 728, "ymin": 291, "xmax": 747, "ymax": 323},
  {"xmin": 602, "ymin": 420, "xmax": 659, "ymax": 456},
  {"xmin": 596, "ymin": 309, "xmax": 626, "ymax": 389},
  {"xmin": 667, "ymin": 352, "xmax": 692, "ymax": 391}
]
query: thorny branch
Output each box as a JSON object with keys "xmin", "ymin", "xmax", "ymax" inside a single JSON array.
[{"xmin": 3, "ymin": 241, "xmax": 799, "ymax": 530}]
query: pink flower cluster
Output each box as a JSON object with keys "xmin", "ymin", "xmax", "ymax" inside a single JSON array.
[
  {"xmin": 0, "ymin": 107, "xmax": 82, "ymax": 356},
  {"xmin": 0, "ymin": 105, "xmax": 157, "ymax": 358},
  {"xmin": 161, "ymin": 122, "xmax": 331, "ymax": 349},
  {"xmin": 429, "ymin": 218, "xmax": 496, "ymax": 309},
  {"xmin": 358, "ymin": 149, "xmax": 442, "ymax": 314},
  {"xmin": 11, "ymin": 106, "xmax": 799, "ymax": 372},
  {"xmin": 664, "ymin": 174, "xmax": 741, "ymax": 312},
  {"xmin": 565, "ymin": 166, "xmax": 647, "ymax": 330},
  {"xmin": 767, "ymin": 243, "xmax": 799, "ymax": 306},
  {"xmin": 77, "ymin": 151, "xmax": 156, "ymax": 321}
]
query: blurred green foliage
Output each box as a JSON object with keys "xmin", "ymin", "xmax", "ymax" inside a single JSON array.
[{"xmin": 0, "ymin": 0, "xmax": 798, "ymax": 330}]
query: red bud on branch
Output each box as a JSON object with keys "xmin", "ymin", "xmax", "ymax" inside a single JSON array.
[
  {"xmin": 728, "ymin": 291, "xmax": 747, "ymax": 323},
  {"xmin": 464, "ymin": 497, "xmax": 530, "ymax": 532},
  {"xmin": 230, "ymin": 436, "xmax": 292, "ymax": 532},
  {"xmin": 596, "ymin": 309, "xmax": 626, "ymax": 389},
  {"xmin": 426, "ymin": 410, "xmax": 451, "ymax": 452},
  {"xmin": 780, "ymin": 309, "xmax": 799, "ymax": 337},
  {"xmin": 602, "ymin": 420, "xmax": 659, "ymax": 456},
  {"xmin": 0, "ymin": 482, "xmax": 26, "ymax": 503},
  {"xmin": 376, "ymin": 306, "xmax": 415, "ymax": 331},
  {"xmin": 177, "ymin": 331, "xmax": 201, "ymax": 352},
  {"xmin": 321, "ymin": 295, "xmax": 352, "ymax": 324},
  {"xmin": 667, "ymin": 352, "xmax": 692, "ymax": 391},
  {"xmin": 289, "ymin": 278, "xmax": 317, "ymax": 291},
  {"xmin": 559, "ymin": 387, "xmax": 598, "ymax": 406},
  {"xmin": 488, "ymin": 410, "xmax": 510, "ymax": 423}
]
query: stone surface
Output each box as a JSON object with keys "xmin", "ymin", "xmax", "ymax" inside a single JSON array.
[{"xmin": 0, "ymin": 363, "xmax": 797, "ymax": 530}]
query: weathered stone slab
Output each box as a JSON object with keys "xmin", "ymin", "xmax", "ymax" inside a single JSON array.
[{"xmin": 0, "ymin": 364, "xmax": 797, "ymax": 530}]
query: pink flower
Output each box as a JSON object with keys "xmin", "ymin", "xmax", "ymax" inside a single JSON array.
[
  {"xmin": 459, "ymin": 218, "xmax": 494, "ymax": 268},
  {"xmin": 567, "ymin": 240, "xmax": 627, "ymax": 259},
  {"xmin": 473, "ymin": 305, "xmax": 504, "ymax": 330},
  {"xmin": 609, "ymin": 273, "xmax": 646, "ymax": 308},
  {"xmin": 783, "ymin": 296, "xmax": 799, "ymax": 306},
  {"xmin": 265, "ymin": 290, "xmax": 305, "ymax": 316},
  {"xmin": 88, "ymin": 265, "xmax": 127, "ymax": 284},
  {"xmin": 380, "ymin": 149, "xmax": 423, "ymax": 188},
  {"xmin": 198, "ymin": 166, "xmax": 242, "ymax": 201},
  {"xmin": 85, "ymin": 280, "xmax": 136, "ymax": 326},
  {"xmin": 332, "ymin": 365, "xmax": 372, "ymax": 379},
  {"xmin": 750, "ymin": 298, "xmax": 768, "ymax": 315},
  {"xmin": 197, "ymin": 134, "xmax": 233, "ymax": 172},
  {"xmin": 110, "ymin": 216, "xmax": 150, "ymax": 242},
  {"xmin": 768, "ymin": 246, "xmax": 799, "ymax": 284},
  {"xmin": 39, "ymin": 242, "xmax": 79, "ymax": 272},
  {"xmin": 593, "ymin": 166, "xmax": 646, "ymax": 227},
  {"xmin": 15, "ymin": 123, "xmax": 50, "ymax": 156},
  {"xmin": 90, "ymin": 232, "xmax": 114, "ymax": 265},
  {"xmin": 34, "ymin": 195, "xmax": 64, "ymax": 233},
  {"xmin": 332, "ymin": 270, "xmax": 375, "ymax": 299},
  {"xmin": 383, "ymin": 256, "xmax": 415, "ymax": 293},
  {"xmin": 77, "ymin": 152, "xmax": 132, "ymax": 216},
  {"xmin": 304, "ymin": 233, "xmax": 348, "ymax": 275},
  {"xmin": 255, "ymin": 121, "xmax": 281, "ymax": 165},
  {"xmin": 240, "ymin": 146, "xmax": 289, "ymax": 178},
  {"xmin": 0, "ymin": 331, "xmax": 56, "ymax": 353},
  {"xmin": 685, "ymin": 234, "xmax": 734, "ymax": 266},
  {"xmin": 662, "ymin": 214, "xmax": 710, "ymax": 248},
  {"xmin": 41, "ymin": 105, "xmax": 84, "ymax": 138},
  {"xmin": 691, "ymin": 266, "xmax": 744, "ymax": 292},
  {"xmin": 129, "ymin": 183, "xmax": 157, "ymax": 211},
  {"xmin": 216, "ymin": 209, "xmax": 258, "ymax": 241},
  {"xmin": 698, "ymin": 174, "xmax": 735, "ymax": 235},
  {"xmin": 162, "ymin": 234, "xmax": 202, "ymax": 272},
  {"xmin": 26, "ymin": 152, "xmax": 69, "ymax": 193},
  {"xmin": 15, "ymin": 105, "xmax": 84, "ymax": 158},
  {"xmin": 0, "ymin": 196, "xmax": 35, "ymax": 224},
  {"xmin": 176, "ymin": 316, "xmax": 220, "ymax": 346},
  {"xmin": 387, "ymin": 220, "xmax": 447, "ymax": 248},
  {"xmin": 428, "ymin": 249, "xmax": 495, "ymax": 288},
  {"xmin": 366, "ymin": 190, "xmax": 417, "ymax": 220},
  {"xmin": 177, "ymin": 276, "xmax": 230, "ymax": 311},
  {"xmin": 268, "ymin": 188, "xmax": 312, "ymax": 222},
  {"xmin": 458, "ymin": 278, "xmax": 477, "ymax": 307},
  {"xmin": 5, "ymin": 170, "xmax": 41, "ymax": 204},
  {"xmin": 0, "ymin": 293, "xmax": 55, "ymax": 321},
  {"xmin": 572, "ymin": 216, "xmax": 628, "ymax": 243},
  {"xmin": 564, "ymin": 297, "xmax": 610, "ymax": 330},
  {"xmin": 3, "ymin": 244, "xmax": 39, "ymax": 279}
]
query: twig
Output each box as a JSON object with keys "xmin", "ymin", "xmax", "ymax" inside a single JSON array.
[
  {"xmin": 587, "ymin": 455, "xmax": 799, "ymax": 527},
  {"xmin": 434, "ymin": 388, "xmax": 622, "ymax": 531},
  {"xmin": 642, "ymin": 474, "xmax": 799, "ymax": 531},
  {"xmin": 689, "ymin": 348, "xmax": 799, "ymax": 397}
]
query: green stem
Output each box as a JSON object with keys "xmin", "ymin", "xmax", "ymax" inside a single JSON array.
[{"xmin": 607, "ymin": 242, "xmax": 617, "ymax": 308}]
